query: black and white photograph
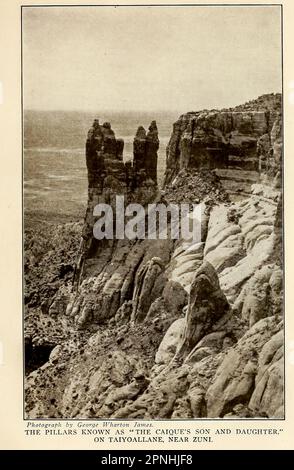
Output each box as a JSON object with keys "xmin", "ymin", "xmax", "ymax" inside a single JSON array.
[{"xmin": 22, "ymin": 4, "xmax": 284, "ymax": 421}]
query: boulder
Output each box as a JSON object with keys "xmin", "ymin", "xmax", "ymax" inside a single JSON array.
[
  {"xmin": 155, "ymin": 318, "xmax": 185, "ymax": 365},
  {"xmin": 176, "ymin": 261, "xmax": 230, "ymax": 359}
]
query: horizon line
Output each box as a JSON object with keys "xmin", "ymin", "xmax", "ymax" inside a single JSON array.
[
  {"xmin": 23, "ymin": 108, "xmax": 185, "ymax": 114},
  {"xmin": 23, "ymin": 90, "xmax": 282, "ymax": 116}
]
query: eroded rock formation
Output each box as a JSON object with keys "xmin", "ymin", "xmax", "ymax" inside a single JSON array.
[
  {"xmin": 175, "ymin": 261, "xmax": 230, "ymax": 360},
  {"xmin": 74, "ymin": 119, "xmax": 160, "ymax": 286},
  {"xmin": 164, "ymin": 93, "xmax": 282, "ymax": 196},
  {"xmin": 133, "ymin": 121, "xmax": 159, "ymax": 184},
  {"xmin": 25, "ymin": 93, "xmax": 283, "ymax": 419}
]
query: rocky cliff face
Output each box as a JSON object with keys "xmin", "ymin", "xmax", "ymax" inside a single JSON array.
[
  {"xmin": 164, "ymin": 93, "xmax": 282, "ymax": 195},
  {"xmin": 73, "ymin": 119, "xmax": 159, "ymax": 285},
  {"xmin": 25, "ymin": 93, "xmax": 283, "ymax": 419}
]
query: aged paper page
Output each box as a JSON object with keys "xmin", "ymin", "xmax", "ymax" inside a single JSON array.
[{"xmin": 0, "ymin": 0, "xmax": 293, "ymax": 451}]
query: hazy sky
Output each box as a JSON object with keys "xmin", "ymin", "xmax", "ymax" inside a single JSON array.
[{"xmin": 22, "ymin": 5, "xmax": 282, "ymax": 112}]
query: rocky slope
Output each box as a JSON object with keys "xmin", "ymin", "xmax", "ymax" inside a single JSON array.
[{"xmin": 24, "ymin": 93, "xmax": 283, "ymax": 419}]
